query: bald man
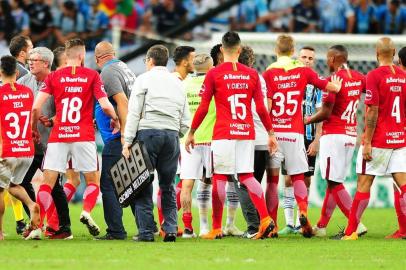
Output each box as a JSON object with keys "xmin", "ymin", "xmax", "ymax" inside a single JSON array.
[
  {"xmin": 94, "ymin": 41, "xmax": 137, "ymax": 240},
  {"xmin": 342, "ymin": 38, "xmax": 406, "ymax": 240}
]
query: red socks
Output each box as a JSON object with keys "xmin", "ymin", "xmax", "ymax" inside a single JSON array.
[
  {"xmin": 157, "ymin": 189, "xmax": 163, "ymax": 225},
  {"xmin": 239, "ymin": 173, "xmax": 269, "ymax": 221},
  {"xmin": 291, "ymin": 174, "xmax": 308, "ymax": 213},
  {"xmin": 182, "ymin": 212, "xmax": 193, "ymax": 231},
  {"xmin": 345, "ymin": 191, "xmax": 370, "ymax": 236},
  {"xmin": 176, "ymin": 181, "xmax": 182, "ymax": 211},
  {"xmin": 37, "ymin": 184, "xmax": 53, "ymax": 227},
  {"xmin": 317, "ymin": 187, "xmax": 337, "ymax": 228},
  {"xmin": 331, "ymin": 183, "xmax": 352, "ymax": 218},
  {"xmin": 83, "ymin": 183, "xmax": 100, "ymax": 213},
  {"xmin": 211, "ymin": 174, "xmax": 227, "ymax": 230},
  {"xmin": 46, "ymin": 183, "xmax": 77, "ymax": 230},
  {"xmin": 396, "ymin": 185, "xmax": 406, "ymax": 234},
  {"xmin": 266, "ymin": 175, "xmax": 279, "ymax": 226}
]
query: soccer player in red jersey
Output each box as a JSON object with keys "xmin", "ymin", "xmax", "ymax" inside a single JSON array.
[
  {"xmin": 25, "ymin": 39, "xmax": 120, "ymax": 239},
  {"xmin": 263, "ymin": 34, "xmax": 342, "ymax": 238},
  {"xmin": 386, "ymin": 46, "xmax": 406, "ymax": 239},
  {"xmin": 304, "ymin": 45, "xmax": 367, "ymax": 237},
  {"xmin": 342, "ymin": 38, "xmax": 406, "ymax": 240},
  {"xmin": 186, "ymin": 31, "xmax": 278, "ymax": 240},
  {"xmin": 0, "ymin": 56, "xmax": 40, "ymax": 240}
]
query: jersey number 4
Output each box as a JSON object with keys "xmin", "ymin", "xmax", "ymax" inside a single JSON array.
[
  {"xmin": 5, "ymin": 111, "xmax": 30, "ymax": 139},
  {"xmin": 61, "ymin": 97, "xmax": 83, "ymax": 123}
]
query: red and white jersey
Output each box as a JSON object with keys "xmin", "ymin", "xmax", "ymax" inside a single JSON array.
[
  {"xmin": 41, "ymin": 66, "xmax": 107, "ymax": 143},
  {"xmin": 0, "ymin": 83, "xmax": 34, "ymax": 158},
  {"xmin": 263, "ymin": 66, "xmax": 329, "ymax": 134},
  {"xmin": 364, "ymin": 65, "xmax": 406, "ymax": 148},
  {"xmin": 322, "ymin": 69, "xmax": 365, "ymax": 136},
  {"xmin": 191, "ymin": 62, "xmax": 271, "ymax": 140}
]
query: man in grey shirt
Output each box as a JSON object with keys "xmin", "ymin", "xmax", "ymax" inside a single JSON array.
[
  {"xmin": 93, "ymin": 41, "xmax": 136, "ymax": 240},
  {"xmin": 18, "ymin": 47, "xmax": 72, "ymax": 239},
  {"xmin": 10, "ymin": 35, "xmax": 33, "ymax": 80},
  {"xmin": 123, "ymin": 45, "xmax": 190, "ymax": 242}
]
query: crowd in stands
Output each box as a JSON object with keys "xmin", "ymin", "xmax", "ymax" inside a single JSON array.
[{"xmin": 0, "ymin": 0, "xmax": 405, "ymax": 49}]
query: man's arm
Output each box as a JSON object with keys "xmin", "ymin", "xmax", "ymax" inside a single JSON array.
[
  {"xmin": 123, "ymin": 80, "xmax": 145, "ymax": 145},
  {"xmin": 363, "ymin": 105, "xmax": 378, "ymax": 161},
  {"xmin": 179, "ymin": 97, "xmax": 191, "ymax": 138},
  {"xmin": 112, "ymin": 92, "xmax": 128, "ymax": 141},
  {"xmin": 98, "ymin": 97, "xmax": 119, "ymax": 132},
  {"xmin": 305, "ymin": 101, "xmax": 334, "ymax": 125},
  {"xmin": 31, "ymin": 91, "xmax": 51, "ymax": 142}
]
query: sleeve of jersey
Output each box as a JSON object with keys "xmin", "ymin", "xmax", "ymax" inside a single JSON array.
[
  {"xmin": 253, "ymin": 75, "xmax": 272, "ymax": 131},
  {"xmin": 190, "ymin": 71, "xmax": 214, "ymax": 130},
  {"xmin": 365, "ymin": 72, "xmax": 379, "ymax": 106},
  {"xmin": 306, "ymin": 68, "xmax": 328, "ymax": 90},
  {"xmin": 92, "ymin": 73, "xmax": 108, "ymax": 100},
  {"xmin": 322, "ymin": 90, "xmax": 336, "ymax": 104},
  {"xmin": 263, "ymin": 70, "xmax": 273, "ymax": 98},
  {"xmin": 40, "ymin": 73, "xmax": 53, "ymax": 94}
]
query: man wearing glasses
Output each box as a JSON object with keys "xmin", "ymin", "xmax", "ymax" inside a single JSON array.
[{"xmin": 18, "ymin": 47, "xmax": 72, "ymax": 239}]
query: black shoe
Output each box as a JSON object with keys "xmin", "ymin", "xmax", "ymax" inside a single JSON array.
[
  {"xmin": 95, "ymin": 234, "xmax": 125, "ymax": 240},
  {"xmin": 330, "ymin": 226, "xmax": 346, "ymax": 240},
  {"xmin": 133, "ymin": 235, "xmax": 154, "ymax": 242},
  {"xmin": 16, "ymin": 220, "xmax": 26, "ymax": 235},
  {"xmin": 163, "ymin": 232, "xmax": 176, "ymax": 242}
]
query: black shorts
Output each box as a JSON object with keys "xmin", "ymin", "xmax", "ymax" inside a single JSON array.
[{"xmin": 281, "ymin": 139, "xmax": 316, "ymax": 177}]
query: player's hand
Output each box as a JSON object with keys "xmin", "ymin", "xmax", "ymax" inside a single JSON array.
[
  {"xmin": 39, "ymin": 115, "xmax": 53, "ymax": 127},
  {"xmin": 185, "ymin": 132, "xmax": 195, "ymax": 154},
  {"xmin": 330, "ymin": 75, "xmax": 343, "ymax": 93},
  {"xmin": 122, "ymin": 142, "xmax": 131, "ymax": 159},
  {"xmin": 110, "ymin": 118, "xmax": 120, "ymax": 134},
  {"xmin": 268, "ymin": 134, "xmax": 278, "ymax": 156},
  {"xmin": 362, "ymin": 142, "xmax": 373, "ymax": 161},
  {"xmin": 93, "ymin": 119, "xmax": 98, "ymax": 130},
  {"xmin": 307, "ymin": 140, "xmax": 319, "ymax": 157},
  {"xmin": 32, "ymin": 129, "xmax": 41, "ymax": 144}
]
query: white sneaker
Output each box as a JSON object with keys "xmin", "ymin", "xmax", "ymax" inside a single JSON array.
[
  {"xmin": 24, "ymin": 228, "xmax": 42, "ymax": 240},
  {"xmin": 80, "ymin": 211, "xmax": 100, "ymax": 236},
  {"xmin": 356, "ymin": 222, "xmax": 368, "ymax": 236},
  {"xmin": 312, "ymin": 226, "xmax": 327, "ymax": 237},
  {"xmin": 222, "ymin": 224, "xmax": 244, "ymax": 236},
  {"xmin": 199, "ymin": 228, "xmax": 209, "ymax": 237}
]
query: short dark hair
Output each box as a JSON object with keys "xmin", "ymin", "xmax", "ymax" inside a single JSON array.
[
  {"xmin": 65, "ymin": 38, "xmax": 85, "ymax": 50},
  {"xmin": 210, "ymin": 44, "xmax": 222, "ymax": 66},
  {"xmin": 63, "ymin": 0, "xmax": 76, "ymax": 11},
  {"xmin": 238, "ymin": 45, "xmax": 255, "ymax": 67},
  {"xmin": 0, "ymin": 55, "xmax": 17, "ymax": 77},
  {"xmin": 146, "ymin": 45, "xmax": 169, "ymax": 66},
  {"xmin": 53, "ymin": 46, "xmax": 66, "ymax": 69},
  {"xmin": 329, "ymin": 44, "xmax": 348, "ymax": 59},
  {"xmin": 173, "ymin": 46, "xmax": 195, "ymax": 65},
  {"xmin": 222, "ymin": 31, "xmax": 241, "ymax": 49},
  {"xmin": 399, "ymin": 47, "xmax": 406, "ymax": 67},
  {"xmin": 9, "ymin": 35, "xmax": 30, "ymax": 57},
  {"xmin": 301, "ymin": 46, "xmax": 315, "ymax": 52}
]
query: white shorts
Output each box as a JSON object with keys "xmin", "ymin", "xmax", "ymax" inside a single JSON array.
[
  {"xmin": 43, "ymin": 142, "xmax": 98, "ymax": 173},
  {"xmin": 356, "ymin": 146, "xmax": 406, "ymax": 176},
  {"xmin": 0, "ymin": 157, "xmax": 33, "ymax": 188},
  {"xmin": 319, "ymin": 134, "xmax": 356, "ymax": 183},
  {"xmin": 270, "ymin": 132, "xmax": 308, "ymax": 175},
  {"xmin": 211, "ymin": 140, "xmax": 254, "ymax": 174},
  {"xmin": 180, "ymin": 144, "xmax": 212, "ymax": 180}
]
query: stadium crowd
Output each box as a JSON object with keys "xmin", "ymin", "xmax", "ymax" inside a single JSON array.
[
  {"xmin": 0, "ymin": 26, "xmax": 406, "ymax": 242},
  {"xmin": 0, "ymin": 0, "xmax": 406, "ymax": 50}
]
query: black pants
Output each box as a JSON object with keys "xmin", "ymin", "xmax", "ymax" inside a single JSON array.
[
  {"xmin": 21, "ymin": 154, "xmax": 70, "ymax": 228},
  {"xmin": 235, "ymin": 150, "xmax": 269, "ymax": 233}
]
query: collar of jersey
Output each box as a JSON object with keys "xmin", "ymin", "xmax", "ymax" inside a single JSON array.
[
  {"xmin": 267, "ymin": 56, "xmax": 303, "ymax": 71},
  {"xmin": 102, "ymin": 59, "xmax": 120, "ymax": 71}
]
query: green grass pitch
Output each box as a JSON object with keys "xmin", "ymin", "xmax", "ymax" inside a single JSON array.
[{"xmin": 0, "ymin": 203, "xmax": 405, "ymax": 270}]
